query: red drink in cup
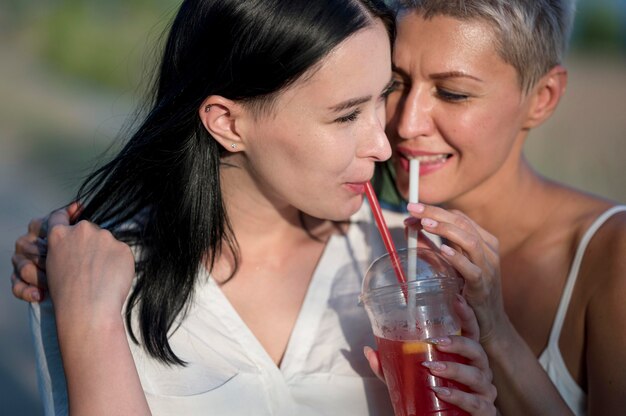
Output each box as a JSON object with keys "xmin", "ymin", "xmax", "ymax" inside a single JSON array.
[
  {"xmin": 360, "ymin": 248, "xmax": 469, "ymax": 416},
  {"xmin": 375, "ymin": 337, "xmax": 469, "ymax": 416}
]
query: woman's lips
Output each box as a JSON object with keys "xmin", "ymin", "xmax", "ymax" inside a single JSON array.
[
  {"xmin": 396, "ymin": 150, "xmax": 452, "ymax": 176},
  {"xmin": 344, "ymin": 181, "xmax": 367, "ymax": 194}
]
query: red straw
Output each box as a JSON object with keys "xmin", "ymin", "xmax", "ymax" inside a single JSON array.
[{"xmin": 364, "ymin": 181, "xmax": 407, "ymax": 284}]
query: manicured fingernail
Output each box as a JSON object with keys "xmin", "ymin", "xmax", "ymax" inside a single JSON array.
[
  {"xmin": 440, "ymin": 244, "xmax": 455, "ymax": 256},
  {"xmin": 422, "ymin": 361, "xmax": 446, "ymax": 371},
  {"xmin": 422, "ymin": 218, "xmax": 438, "ymax": 228},
  {"xmin": 407, "ymin": 203, "xmax": 425, "ymax": 213},
  {"xmin": 431, "ymin": 386, "xmax": 451, "ymax": 396},
  {"xmin": 427, "ymin": 337, "xmax": 451, "ymax": 346},
  {"xmin": 31, "ymin": 291, "xmax": 41, "ymax": 302}
]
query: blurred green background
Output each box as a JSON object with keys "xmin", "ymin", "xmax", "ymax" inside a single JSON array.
[{"xmin": 1, "ymin": 0, "xmax": 625, "ymax": 414}]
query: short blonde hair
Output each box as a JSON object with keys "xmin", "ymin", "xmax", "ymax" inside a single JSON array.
[{"xmin": 389, "ymin": 0, "xmax": 576, "ymax": 92}]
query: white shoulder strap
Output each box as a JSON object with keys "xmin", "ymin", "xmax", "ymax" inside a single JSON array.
[{"xmin": 547, "ymin": 205, "xmax": 626, "ymax": 343}]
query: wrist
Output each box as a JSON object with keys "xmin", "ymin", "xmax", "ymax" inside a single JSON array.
[
  {"xmin": 480, "ymin": 315, "xmax": 517, "ymax": 360},
  {"xmin": 55, "ymin": 303, "xmax": 126, "ymax": 343}
]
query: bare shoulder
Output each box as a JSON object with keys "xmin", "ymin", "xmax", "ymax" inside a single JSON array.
[
  {"xmin": 579, "ymin": 200, "xmax": 626, "ymax": 313},
  {"xmin": 560, "ymin": 191, "xmax": 626, "ymax": 294},
  {"xmin": 579, "ymin": 203, "xmax": 626, "ymax": 412},
  {"xmin": 582, "ymin": 204, "xmax": 626, "ymax": 274}
]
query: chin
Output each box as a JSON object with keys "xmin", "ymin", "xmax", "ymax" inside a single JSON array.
[{"xmin": 326, "ymin": 196, "xmax": 364, "ymax": 221}]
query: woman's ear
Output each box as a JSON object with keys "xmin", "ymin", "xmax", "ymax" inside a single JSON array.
[
  {"xmin": 198, "ymin": 96, "xmax": 246, "ymax": 152},
  {"xmin": 523, "ymin": 65, "xmax": 568, "ymax": 129}
]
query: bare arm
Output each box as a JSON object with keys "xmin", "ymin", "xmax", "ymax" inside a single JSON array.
[
  {"xmin": 480, "ymin": 321, "xmax": 571, "ymax": 415},
  {"xmin": 46, "ymin": 209, "xmax": 150, "ymax": 415},
  {"xmin": 585, "ymin": 214, "xmax": 626, "ymax": 414}
]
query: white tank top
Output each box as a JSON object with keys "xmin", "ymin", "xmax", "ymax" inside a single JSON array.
[{"xmin": 538, "ymin": 205, "xmax": 626, "ymax": 416}]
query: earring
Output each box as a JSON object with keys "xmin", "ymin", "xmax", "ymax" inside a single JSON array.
[
  {"xmin": 230, "ymin": 143, "xmax": 237, "ymax": 149},
  {"xmin": 205, "ymin": 104, "xmax": 212, "ymax": 112}
]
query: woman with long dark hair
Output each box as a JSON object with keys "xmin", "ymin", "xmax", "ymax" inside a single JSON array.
[{"xmin": 12, "ymin": 0, "xmax": 497, "ymax": 414}]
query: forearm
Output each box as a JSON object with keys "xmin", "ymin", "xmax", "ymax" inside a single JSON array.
[
  {"xmin": 56, "ymin": 312, "xmax": 150, "ymax": 416},
  {"xmin": 485, "ymin": 323, "xmax": 572, "ymax": 416}
]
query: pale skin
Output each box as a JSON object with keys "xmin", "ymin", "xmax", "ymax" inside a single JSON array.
[
  {"xmin": 12, "ymin": 20, "xmax": 497, "ymax": 415},
  {"xmin": 45, "ymin": 210, "xmax": 149, "ymax": 415},
  {"xmin": 203, "ymin": 20, "xmax": 394, "ymax": 365},
  {"xmin": 385, "ymin": 12, "xmax": 626, "ymax": 415}
]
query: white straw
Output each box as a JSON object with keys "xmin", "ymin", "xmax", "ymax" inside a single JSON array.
[
  {"xmin": 407, "ymin": 158, "xmax": 420, "ymax": 278},
  {"xmin": 409, "ymin": 158, "xmax": 420, "ymax": 206},
  {"xmin": 407, "ymin": 158, "xmax": 419, "ymax": 334}
]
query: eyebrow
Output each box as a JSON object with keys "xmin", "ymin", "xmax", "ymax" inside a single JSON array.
[
  {"xmin": 392, "ymin": 65, "xmax": 483, "ymax": 83},
  {"xmin": 430, "ymin": 71, "xmax": 483, "ymax": 82},
  {"xmin": 328, "ymin": 96, "xmax": 371, "ymax": 113},
  {"xmin": 328, "ymin": 77, "xmax": 396, "ymax": 113}
]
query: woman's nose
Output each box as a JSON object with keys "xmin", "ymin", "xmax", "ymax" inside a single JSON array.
[
  {"xmin": 363, "ymin": 106, "xmax": 392, "ymax": 162},
  {"xmin": 396, "ymin": 86, "xmax": 435, "ymax": 141}
]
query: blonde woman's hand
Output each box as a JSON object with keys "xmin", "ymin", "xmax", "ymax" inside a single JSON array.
[
  {"xmin": 11, "ymin": 203, "xmax": 82, "ymax": 303},
  {"xmin": 45, "ymin": 208, "xmax": 135, "ymax": 324},
  {"xmin": 364, "ymin": 295, "xmax": 498, "ymax": 415},
  {"xmin": 406, "ymin": 203, "xmax": 510, "ymax": 347}
]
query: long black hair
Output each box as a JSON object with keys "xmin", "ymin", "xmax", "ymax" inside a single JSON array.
[{"xmin": 72, "ymin": 0, "xmax": 396, "ymax": 365}]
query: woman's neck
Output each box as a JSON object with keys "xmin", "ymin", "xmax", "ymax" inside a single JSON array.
[
  {"xmin": 443, "ymin": 157, "xmax": 564, "ymax": 257},
  {"xmin": 212, "ymin": 161, "xmax": 340, "ymax": 363},
  {"xmin": 221, "ymin": 160, "xmax": 322, "ymax": 238},
  {"xmin": 215, "ymin": 159, "xmax": 336, "ymax": 272}
]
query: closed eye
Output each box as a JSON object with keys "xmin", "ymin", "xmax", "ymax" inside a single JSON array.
[
  {"xmin": 335, "ymin": 109, "xmax": 361, "ymax": 123},
  {"xmin": 437, "ymin": 88, "xmax": 469, "ymax": 102}
]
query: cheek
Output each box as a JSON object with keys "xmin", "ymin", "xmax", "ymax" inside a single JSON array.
[
  {"xmin": 318, "ymin": 126, "xmax": 364, "ymax": 164},
  {"xmin": 245, "ymin": 127, "xmax": 306, "ymax": 186},
  {"xmin": 451, "ymin": 112, "xmax": 523, "ymax": 188},
  {"xmin": 280, "ymin": 131, "xmax": 355, "ymax": 187},
  {"xmin": 447, "ymin": 108, "xmax": 513, "ymax": 153},
  {"xmin": 479, "ymin": 106, "xmax": 523, "ymax": 154},
  {"xmin": 256, "ymin": 119, "xmax": 314, "ymax": 162}
]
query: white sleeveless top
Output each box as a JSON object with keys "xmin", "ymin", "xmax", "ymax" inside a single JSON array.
[
  {"xmin": 30, "ymin": 204, "xmax": 399, "ymax": 416},
  {"xmin": 538, "ymin": 205, "xmax": 626, "ymax": 416}
]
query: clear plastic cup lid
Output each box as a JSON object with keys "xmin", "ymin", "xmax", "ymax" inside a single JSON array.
[{"xmin": 361, "ymin": 248, "xmax": 461, "ymax": 296}]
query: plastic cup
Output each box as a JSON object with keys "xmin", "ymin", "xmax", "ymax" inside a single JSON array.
[{"xmin": 360, "ymin": 248, "xmax": 469, "ymax": 416}]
